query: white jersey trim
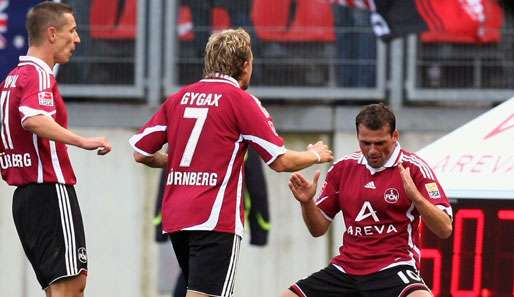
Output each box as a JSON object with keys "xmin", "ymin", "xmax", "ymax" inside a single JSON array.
[
  {"xmin": 234, "ymin": 167, "xmax": 244, "ymax": 236},
  {"xmin": 128, "ymin": 125, "xmax": 168, "ymax": 156},
  {"xmin": 19, "ymin": 106, "xmax": 56, "ymax": 124},
  {"xmin": 19, "ymin": 56, "xmax": 54, "ymax": 75},
  {"xmin": 436, "ymin": 205, "xmax": 453, "ymax": 219},
  {"xmin": 50, "ymin": 141, "xmax": 65, "ymax": 184},
  {"xmin": 405, "ymin": 202, "xmax": 421, "ymax": 261},
  {"xmin": 241, "ymin": 134, "xmax": 286, "ymax": 165},
  {"xmin": 183, "ymin": 136, "xmax": 243, "ymax": 235},
  {"xmin": 200, "ymin": 73, "xmax": 239, "ymax": 88},
  {"xmin": 0, "ymin": 90, "xmax": 14, "ymax": 149},
  {"xmin": 32, "ymin": 134, "xmax": 43, "ymax": 183},
  {"xmin": 401, "ymin": 154, "xmax": 435, "ymax": 180},
  {"xmin": 318, "ymin": 208, "xmax": 334, "ymax": 222}
]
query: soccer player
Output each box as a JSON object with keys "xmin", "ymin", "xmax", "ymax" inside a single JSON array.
[
  {"xmin": 0, "ymin": 2, "xmax": 111, "ymax": 296},
  {"xmin": 129, "ymin": 28, "xmax": 333, "ymax": 297},
  {"xmin": 283, "ymin": 103, "xmax": 453, "ymax": 297}
]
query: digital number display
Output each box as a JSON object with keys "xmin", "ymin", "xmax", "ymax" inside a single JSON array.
[{"xmin": 420, "ymin": 199, "xmax": 514, "ymax": 297}]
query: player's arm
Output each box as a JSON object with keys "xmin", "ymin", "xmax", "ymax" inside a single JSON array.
[
  {"xmin": 398, "ymin": 164, "xmax": 452, "ymax": 239},
  {"xmin": 22, "ymin": 115, "xmax": 111, "ymax": 155},
  {"xmin": 133, "ymin": 151, "xmax": 168, "ymax": 168},
  {"xmin": 289, "ymin": 171, "xmax": 331, "ymax": 237},
  {"xmin": 270, "ymin": 141, "xmax": 333, "ymax": 172}
]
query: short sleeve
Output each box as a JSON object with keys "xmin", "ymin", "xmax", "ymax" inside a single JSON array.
[
  {"xmin": 316, "ymin": 165, "xmax": 341, "ymax": 220},
  {"xmin": 409, "ymin": 155, "xmax": 453, "ymax": 219},
  {"xmin": 18, "ymin": 70, "xmax": 57, "ymax": 123},
  {"xmin": 129, "ymin": 102, "xmax": 168, "ymax": 156},
  {"xmin": 237, "ymin": 94, "xmax": 286, "ymax": 165}
]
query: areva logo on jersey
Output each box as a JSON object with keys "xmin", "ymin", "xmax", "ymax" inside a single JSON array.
[{"xmin": 384, "ymin": 188, "xmax": 400, "ymax": 204}]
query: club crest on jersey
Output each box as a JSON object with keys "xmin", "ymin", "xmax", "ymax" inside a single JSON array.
[
  {"xmin": 384, "ymin": 188, "xmax": 399, "ymax": 204},
  {"xmin": 425, "ymin": 182, "xmax": 441, "ymax": 199},
  {"xmin": 38, "ymin": 91, "xmax": 54, "ymax": 106}
]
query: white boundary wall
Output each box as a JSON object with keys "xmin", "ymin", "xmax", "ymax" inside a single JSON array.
[{"xmin": 0, "ymin": 129, "xmax": 443, "ymax": 297}]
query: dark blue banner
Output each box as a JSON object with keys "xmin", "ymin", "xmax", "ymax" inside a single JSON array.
[{"xmin": 0, "ymin": 0, "xmax": 43, "ymax": 80}]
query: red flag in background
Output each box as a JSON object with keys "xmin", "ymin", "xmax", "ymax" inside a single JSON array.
[
  {"xmin": 419, "ymin": 0, "xmax": 504, "ymax": 43},
  {"xmin": 333, "ymin": 0, "xmax": 504, "ymax": 43}
]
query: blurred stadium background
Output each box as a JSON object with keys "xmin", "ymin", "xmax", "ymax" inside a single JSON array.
[{"xmin": 0, "ymin": 0, "xmax": 512, "ymax": 296}]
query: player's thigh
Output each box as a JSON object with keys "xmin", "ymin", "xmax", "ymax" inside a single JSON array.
[
  {"xmin": 46, "ymin": 272, "xmax": 87, "ymax": 297},
  {"xmin": 288, "ymin": 265, "xmax": 360, "ymax": 297},
  {"xmin": 360, "ymin": 265, "xmax": 431, "ymax": 297},
  {"xmin": 13, "ymin": 183, "xmax": 87, "ymax": 289},
  {"xmin": 187, "ymin": 231, "xmax": 241, "ymax": 297},
  {"xmin": 407, "ymin": 289, "xmax": 433, "ymax": 297},
  {"xmin": 169, "ymin": 231, "xmax": 191, "ymax": 278}
]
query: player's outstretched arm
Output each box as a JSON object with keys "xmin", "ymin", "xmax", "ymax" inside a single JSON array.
[
  {"xmin": 133, "ymin": 151, "xmax": 168, "ymax": 168},
  {"xmin": 22, "ymin": 115, "xmax": 111, "ymax": 155},
  {"xmin": 399, "ymin": 163, "xmax": 452, "ymax": 239},
  {"xmin": 270, "ymin": 141, "xmax": 333, "ymax": 172},
  {"xmin": 289, "ymin": 171, "xmax": 331, "ymax": 237}
]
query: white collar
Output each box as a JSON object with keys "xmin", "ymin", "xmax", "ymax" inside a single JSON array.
[
  {"xmin": 200, "ymin": 73, "xmax": 240, "ymax": 88},
  {"xmin": 19, "ymin": 56, "xmax": 54, "ymax": 75},
  {"xmin": 360, "ymin": 142, "xmax": 402, "ymax": 175}
]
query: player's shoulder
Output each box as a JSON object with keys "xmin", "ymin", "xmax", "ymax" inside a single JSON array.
[
  {"xmin": 15, "ymin": 61, "xmax": 54, "ymax": 88},
  {"xmin": 328, "ymin": 151, "xmax": 362, "ymax": 172},
  {"xmin": 400, "ymin": 149, "xmax": 435, "ymax": 178}
]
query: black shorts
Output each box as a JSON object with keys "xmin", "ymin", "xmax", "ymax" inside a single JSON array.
[
  {"xmin": 169, "ymin": 231, "xmax": 241, "ymax": 297},
  {"xmin": 13, "ymin": 183, "xmax": 87, "ymax": 289},
  {"xmin": 290, "ymin": 264, "xmax": 430, "ymax": 297}
]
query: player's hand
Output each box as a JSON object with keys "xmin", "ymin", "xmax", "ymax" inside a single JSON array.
[
  {"xmin": 79, "ymin": 137, "xmax": 112, "ymax": 155},
  {"xmin": 398, "ymin": 163, "xmax": 421, "ymax": 203},
  {"xmin": 307, "ymin": 141, "xmax": 333, "ymax": 163},
  {"xmin": 288, "ymin": 170, "xmax": 320, "ymax": 205}
]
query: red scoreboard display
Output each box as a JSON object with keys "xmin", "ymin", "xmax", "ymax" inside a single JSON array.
[{"xmin": 420, "ymin": 199, "xmax": 514, "ymax": 297}]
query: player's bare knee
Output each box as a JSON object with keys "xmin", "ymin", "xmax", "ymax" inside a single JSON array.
[
  {"xmin": 406, "ymin": 289, "xmax": 433, "ymax": 297},
  {"xmin": 280, "ymin": 290, "xmax": 299, "ymax": 297}
]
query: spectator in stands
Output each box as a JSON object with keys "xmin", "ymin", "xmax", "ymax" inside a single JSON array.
[
  {"xmin": 180, "ymin": 0, "xmax": 263, "ymax": 84},
  {"xmin": 332, "ymin": 5, "xmax": 376, "ymax": 87},
  {"xmin": 182, "ymin": 0, "xmax": 214, "ymax": 58}
]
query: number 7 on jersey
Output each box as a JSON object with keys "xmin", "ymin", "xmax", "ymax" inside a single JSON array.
[{"xmin": 180, "ymin": 107, "xmax": 208, "ymax": 167}]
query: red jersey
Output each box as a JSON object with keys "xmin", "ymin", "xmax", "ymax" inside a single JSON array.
[
  {"xmin": 317, "ymin": 144, "xmax": 452, "ymax": 275},
  {"xmin": 130, "ymin": 74, "xmax": 286, "ymax": 236},
  {"xmin": 0, "ymin": 56, "xmax": 76, "ymax": 186}
]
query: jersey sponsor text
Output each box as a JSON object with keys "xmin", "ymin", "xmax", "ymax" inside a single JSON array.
[
  {"xmin": 166, "ymin": 169, "xmax": 217, "ymax": 186},
  {"xmin": 0, "ymin": 152, "xmax": 32, "ymax": 169},
  {"xmin": 346, "ymin": 224, "xmax": 398, "ymax": 236}
]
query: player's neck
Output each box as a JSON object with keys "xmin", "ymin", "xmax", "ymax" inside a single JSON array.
[{"xmin": 27, "ymin": 46, "xmax": 55, "ymax": 69}]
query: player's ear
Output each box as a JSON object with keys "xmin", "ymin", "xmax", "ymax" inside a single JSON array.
[
  {"xmin": 47, "ymin": 26, "xmax": 57, "ymax": 43},
  {"xmin": 392, "ymin": 129, "xmax": 399, "ymax": 142}
]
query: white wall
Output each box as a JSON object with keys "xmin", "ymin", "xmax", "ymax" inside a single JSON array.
[{"xmin": 0, "ymin": 128, "xmax": 443, "ymax": 297}]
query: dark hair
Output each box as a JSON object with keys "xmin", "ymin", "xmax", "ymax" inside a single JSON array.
[
  {"xmin": 26, "ymin": 1, "xmax": 73, "ymax": 46},
  {"xmin": 355, "ymin": 103, "xmax": 396, "ymax": 135}
]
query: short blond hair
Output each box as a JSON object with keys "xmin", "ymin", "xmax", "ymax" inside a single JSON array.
[{"xmin": 203, "ymin": 28, "xmax": 252, "ymax": 80}]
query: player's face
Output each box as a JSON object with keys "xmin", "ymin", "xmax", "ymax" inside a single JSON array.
[
  {"xmin": 357, "ymin": 124, "xmax": 399, "ymax": 168},
  {"xmin": 239, "ymin": 52, "xmax": 253, "ymax": 90},
  {"xmin": 53, "ymin": 13, "xmax": 80, "ymax": 64}
]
